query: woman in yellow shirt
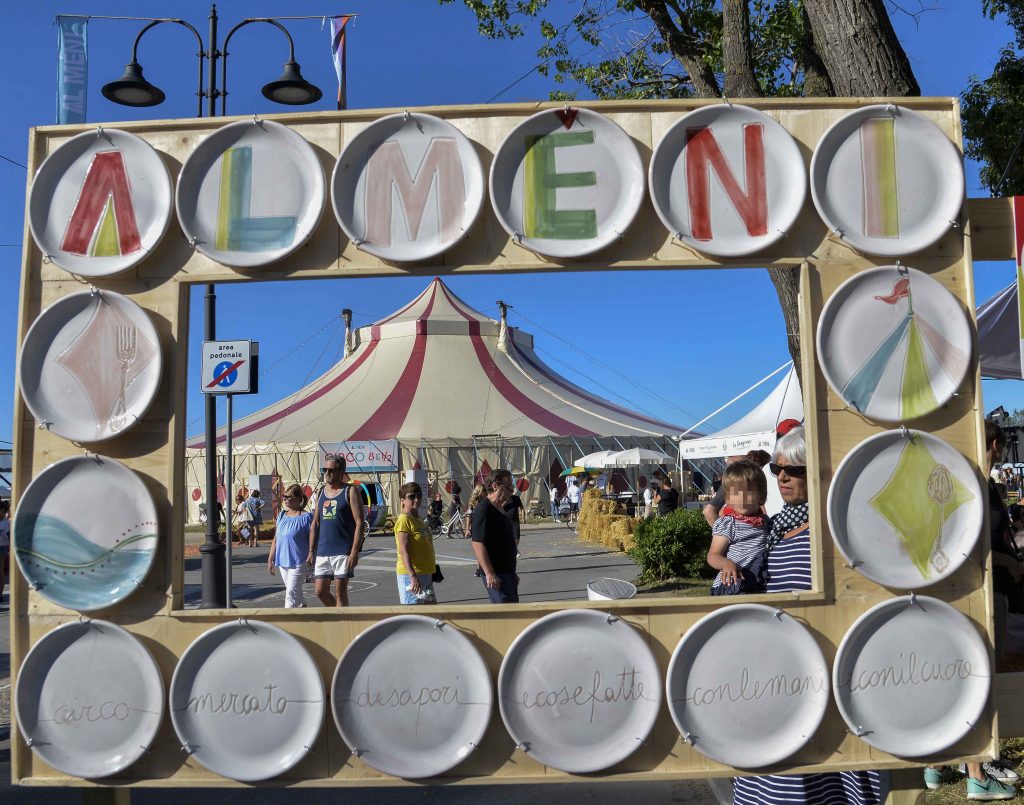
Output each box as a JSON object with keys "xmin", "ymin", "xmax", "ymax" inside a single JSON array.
[{"xmin": 394, "ymin": 482, "xmax": 437, "ymax": 604}]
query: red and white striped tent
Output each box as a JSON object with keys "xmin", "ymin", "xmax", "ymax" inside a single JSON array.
[{"xmin": 185, "ymin": 278, "xmax": 680, "ymax": 518}]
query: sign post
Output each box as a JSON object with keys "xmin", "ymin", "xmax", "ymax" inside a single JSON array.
[{"xmin": 202, "ymin": 340, "xmax": 256, "ymax": 608}]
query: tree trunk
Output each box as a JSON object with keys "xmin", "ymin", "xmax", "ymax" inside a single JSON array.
[
  {"xmin": 801, "ymin": 0, "xmax": 920, "ymax": 95},
  {"xmin": 722, "ymin": 0, "xmax": 762, "ymax": 98},
  {"xmin": 799, "ymin": 5, "xmax": 834, "ymax": 97},
  {"xmin": 767, "ymin": 266, "xmax": 803, "ymax": 376}
]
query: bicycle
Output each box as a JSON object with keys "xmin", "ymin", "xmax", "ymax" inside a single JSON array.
[{"xmin": 431, "ymin": 508, "xmax": 465, "ymax": 538}]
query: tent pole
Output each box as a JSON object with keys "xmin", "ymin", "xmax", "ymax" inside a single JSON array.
[{"xmin": 680, "ymin": 361, "xmax": 791, "ymax": 437}]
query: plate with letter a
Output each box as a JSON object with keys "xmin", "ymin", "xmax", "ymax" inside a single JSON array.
[
  {"xmin": 169, "ymin": 620, "xmax": 324, "ymax": 781},
  {"xmin": 331, "ymin": 615, "xmax": 492, "ymax": 778},
  {"xmin": 19, "ymin": 289, "xmax": 162, "ymax": 442},
  {"xmin": 28, "ymin": 127, "xmax": 172, "ymax": 277},
  {"xmin": 827, "ymin": 429, "xmax": 983, "ymax": 589},
  {"xmin": 833, "ymin": 596, "xmax": 990, "ymax": 756},
  {"xmin": 176, "ymin": 119, "xmax": 325, "ymax": 268},
  {"xmin": 665, "ymin": 603, "xmax": 830, "ymax": 768},
  {"xmin": 810, "ymin": 104, "xmax": 964, "ymax": 256},
  {"xmin": 14, "ymin": 454, "xmax": 158, "ymax": 612},
  {"xmin": 489, "ymin": 107, "xmax": 645, "ymax": 259},
  {"xmin": 332, "ymin": 112, "xmax": 485, "ymax": 263},
  {"xmin": 497, "ymin": 608, "xmax": 661, "ymax": 773},
  {"xmin": 816, "ymin": 265, "xmax": 972, "ymax": 422}
]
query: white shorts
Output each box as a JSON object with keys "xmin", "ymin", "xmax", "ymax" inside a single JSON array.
[{"xmin": 314, "ymin": 554, "xmax": 353, "ymax": 580}]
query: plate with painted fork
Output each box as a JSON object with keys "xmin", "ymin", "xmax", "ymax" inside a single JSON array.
[{"xmin": 18, "ymin": 289, "xmax": 161, "ymax": 442}]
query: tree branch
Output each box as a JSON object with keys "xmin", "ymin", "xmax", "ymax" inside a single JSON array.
[{"xmin": 634, "ymin": 0, "xmax": 721, "ymax": 97}]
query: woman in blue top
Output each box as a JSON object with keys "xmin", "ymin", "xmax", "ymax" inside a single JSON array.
[
  {"xmin": 733, "ymin": 427, "xmax": 887, "ymax": 805},
  {"xmin": 266, "ymin": 483, "xmax": 313, "ymax": 608}
]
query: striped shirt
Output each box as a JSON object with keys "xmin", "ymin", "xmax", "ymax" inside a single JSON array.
[
  {"xmin": 710, "ymin": 513, "xmax": 770, "ymax": 590},
  {"xmin": 732, "ymin": 528, "xmax": 886, "ymax": 805}
]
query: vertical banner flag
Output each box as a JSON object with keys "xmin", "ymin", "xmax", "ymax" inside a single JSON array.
[
  {"xmin": 57, "ymin": 16, "xmax": 88, "ymax": 124},
  {"xmin": 1015, "ymin": 196, "xmax": 1024, "ymax": 376},
  {"xmin": 330, "ymin": 16, "xmax": 350, "ymax": 110}
]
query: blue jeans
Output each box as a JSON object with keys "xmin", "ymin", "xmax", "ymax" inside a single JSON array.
[
  {"xmin": 483, "ymin": 572, "xmax": 518, "ymax": 603},
  {"xmin": 396, "ymin": 573, "xmax": 435, "ymax": 604}
]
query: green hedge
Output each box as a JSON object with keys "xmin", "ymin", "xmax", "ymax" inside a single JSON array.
[{"xmin": 628, "ymin": 507, "xmax": 716, "ymax": 583}]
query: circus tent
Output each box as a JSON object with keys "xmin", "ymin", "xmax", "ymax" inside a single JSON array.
[{"xmin": 185, "ymin": 278, "xmax": 681, "ymax": 520}]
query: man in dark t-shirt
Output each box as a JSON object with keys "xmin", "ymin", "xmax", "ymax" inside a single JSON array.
[
  {"xmin": 654, "ymin": 478, "xmax": 680, "ymax": 516},
  {"xmin": 503, "ymin": 492, "xmax": 524, "ymax": 555},
  {"xmin": 471, "ymin": 469, "xmax": 518, "ymax": 603}
]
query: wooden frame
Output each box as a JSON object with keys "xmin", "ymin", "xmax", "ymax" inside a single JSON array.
[{"xmin": 10, "ymin": 97, "xmax": 1019, "ymax": 790}]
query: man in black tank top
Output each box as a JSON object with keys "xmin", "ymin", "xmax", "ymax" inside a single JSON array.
[{"xmin": 309, "ymin": 456, "xmax": 365, "ymax": 607}]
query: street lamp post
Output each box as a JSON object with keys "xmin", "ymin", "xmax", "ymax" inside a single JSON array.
[{"xmin": 101, "ymin": 3, "xmax": 322, "ymax": 609}]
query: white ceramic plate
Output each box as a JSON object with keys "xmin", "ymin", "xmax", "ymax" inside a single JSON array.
[
  {"xmin": 833, "ymin": 596, "xmax": 989, "ymax": 756},
  {"xmin": 19, "ymin": 289, "xmax": 162, "ymax": 442},
  {"xmin": 176, "ymin": 119, "xmax": 325, "ymax": 268},
  {"xmin": 490, "ymin": 107, "xmax": 645, "ymax": 259},
  {"xmin": 169, "ymin": 620, "xmax": 324, "ymax": 781},
  {"xmin": 28, "ymin": 128, "xmax": 172, "ymax": 277},
  {"xmin": 810, "ymin": 105, "xmax": 964, "ymax": 256},
  {"xmin": 15, "ymin": 619, "xmax": 164, "ymax": 778},
  {"xmin": 665, "ymin": 604, "xmax": 829, "ymax": 768},
  {"xmin": 332, "ymin": 112, "xmax": 484, "ymax": 262},
  {"xmin": 14, "ymin": 455, "xmax": 158, "ymax": 612},
  {"xmin": 331, "ymin": 614, "xmax": 492, "ymax": 778},
  {"xmin": 828, "ymin": 430, "xmax": 983, "ymax": 589},
  {"xmin": 649, "ymin": 104, "xmax": 806, "ymax": 257},
  {"xmin": 497, "ymin": 608, "xmax": 661, "ymax": 773},
  {"xmin": 816, "ymin": 265, "xmax": 972, "ymax": 422}
]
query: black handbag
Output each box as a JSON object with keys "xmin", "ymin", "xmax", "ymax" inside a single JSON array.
[{"xmin": 432, "ymin": 564, "xmax": 444, "ymax": 583}]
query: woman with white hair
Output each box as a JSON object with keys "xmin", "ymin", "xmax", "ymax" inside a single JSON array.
[{"xmin": 732, "ymin": 426, "xmax": 886, "ymax": 805}]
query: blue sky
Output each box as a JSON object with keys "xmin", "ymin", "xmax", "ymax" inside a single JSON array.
[{"xmin": 1, "ymin": 1, "xmax": 1020, "ymax": 449}]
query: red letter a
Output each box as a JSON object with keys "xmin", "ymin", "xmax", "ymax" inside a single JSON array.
[
  {"xmin": 61, "ymin": 150, "xmax": 142, "ymax": 256},
  {"xmin": 685, "ymin": 124, "xmax": 768, "ymax": 241}
]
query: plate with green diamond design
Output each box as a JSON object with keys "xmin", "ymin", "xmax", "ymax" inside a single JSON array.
[{"xmin": 827, "ymin": 429, "xmax": 983, "ymax": 589}]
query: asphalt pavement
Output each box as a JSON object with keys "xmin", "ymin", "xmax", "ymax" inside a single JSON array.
[
  {"xmin": 184, "ymin": 521, "xmax": 645, "ymax": 608},
  {"xmin": 1, "ymin": 523, "xmax": 719, "ymax": 803}
]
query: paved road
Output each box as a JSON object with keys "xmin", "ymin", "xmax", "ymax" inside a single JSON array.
[
  {"xmin": 1, "ymin": 524, "xmax": 719, "ymax": 802},
  {"xmin": 184, "ymin": 522, "xmax": 643, "ymax": 608}
]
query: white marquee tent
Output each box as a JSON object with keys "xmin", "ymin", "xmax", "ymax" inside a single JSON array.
[{"xmin": 679, "ymin": 364, "xmax": 804, "ymax": 461}]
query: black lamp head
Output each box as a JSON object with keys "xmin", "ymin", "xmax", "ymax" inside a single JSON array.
[
  {"xmin": 261, "ymin": 60, "xmax": 322, "ymax": 106},
  {"xmin": 101, "ymin": 61, "xmax": 166, "ymax": 107}
]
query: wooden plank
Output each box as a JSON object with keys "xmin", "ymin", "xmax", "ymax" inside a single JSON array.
[{"xmin": 10, "ymin": 98, "xmax": 1008, "ymax": 788}]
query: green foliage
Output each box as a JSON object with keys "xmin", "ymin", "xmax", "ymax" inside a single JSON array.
[
  {"xmin": 440, "ymin": 0, "xmax": 807, "ymax": 100},
  {"xmin": 628, "ymin": 507, "xmax": 716, "ymax": 582},
  {"xmin": 963, "ymin": 1, "xmax": 1024, "ymax": 195}
]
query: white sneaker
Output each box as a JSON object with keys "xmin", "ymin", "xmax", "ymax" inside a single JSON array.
[{"xmin": 960, "ymin": 762, "xmax": 1021, "ymax": 785}]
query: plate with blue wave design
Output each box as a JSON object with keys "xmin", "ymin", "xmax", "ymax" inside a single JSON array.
[{"xmin": 14, "ymin": 455, "xmax": 158, "ymax": 611}]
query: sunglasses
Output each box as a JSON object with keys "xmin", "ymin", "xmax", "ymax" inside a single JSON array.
[
  {"xmin": 284, "ymin": 493, "xmax": 301, "ymax": 500},
  {"xmin": 404, "ymin": 493, "xmax": 422, "ymax": 500},
  {"xmin": 769, "ymin": 463, "xmax": 807, "ymax": 479}
]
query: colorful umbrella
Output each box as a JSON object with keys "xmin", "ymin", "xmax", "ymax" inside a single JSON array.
[{"xmin": 559, "ymin": 466, "xmax": 597, "ymax": 477}]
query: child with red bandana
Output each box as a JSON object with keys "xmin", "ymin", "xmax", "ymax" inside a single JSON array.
[{"xmin": 707, "ymin": 461, "xmax": 771, "ymax": 595}]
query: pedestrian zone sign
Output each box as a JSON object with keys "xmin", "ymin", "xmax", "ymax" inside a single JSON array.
[{"xmin": 201, "ymin": 340, "xmax": 252, "ymax": 394}]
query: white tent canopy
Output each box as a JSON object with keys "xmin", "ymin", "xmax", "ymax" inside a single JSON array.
[
  {"xmin": 977, "ymin": 282, "xmax": 1022, "ymax": 380},
  {"xmin": 680, "ymin": 364, "xmax": 804, "ymax": 460}
]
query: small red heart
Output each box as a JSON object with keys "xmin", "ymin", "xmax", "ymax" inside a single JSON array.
[{"xmin": 555, "ymin": 108, "xmax": 579, "ymax": 129}]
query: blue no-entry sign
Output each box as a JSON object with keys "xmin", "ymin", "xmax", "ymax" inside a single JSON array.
[{"xmin": 201, "ymin": 340, "xmax": 252, "ymax": 394}]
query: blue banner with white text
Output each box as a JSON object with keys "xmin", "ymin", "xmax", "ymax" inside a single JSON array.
[{"xmin": 57, "ymin": 16, "xmax": 88, "ymax": 124}]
